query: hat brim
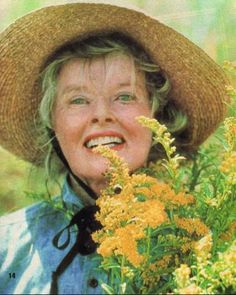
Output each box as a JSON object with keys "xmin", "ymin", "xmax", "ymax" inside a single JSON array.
[{"xmin": 0, "ymin": 2, "xmax": 229, "ymax": 164}]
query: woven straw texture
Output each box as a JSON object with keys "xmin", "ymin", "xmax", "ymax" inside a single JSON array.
[{"xmin": 0, "ymin": 2, "xmax": 229, "ymax": 165}]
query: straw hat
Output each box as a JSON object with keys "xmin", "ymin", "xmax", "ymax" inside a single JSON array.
[{"xmin": 0, "ymin": 1, "xmax": 229, "ymax": 165}]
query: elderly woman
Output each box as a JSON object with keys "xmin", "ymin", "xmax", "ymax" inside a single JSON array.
[{"xmin": 0, "ymin": 2, "xmax": 228, "ymax": 294}]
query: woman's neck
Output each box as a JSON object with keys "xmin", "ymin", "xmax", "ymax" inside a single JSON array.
[{"xmin": 69, "ymin": 174, "xmax": 107, "ymax": 206}]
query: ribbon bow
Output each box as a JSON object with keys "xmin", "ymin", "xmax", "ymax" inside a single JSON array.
[{"xmin": 50, "ymin": 205, "xmax": 102, "ymax": 294}]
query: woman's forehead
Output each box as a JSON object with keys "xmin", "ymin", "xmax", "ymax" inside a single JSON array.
[{"xmin": 57, "ymin": 53, "xmax": 145, "ymax": 92}]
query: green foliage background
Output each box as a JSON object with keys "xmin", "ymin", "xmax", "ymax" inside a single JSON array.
[{"xmin": 0, "ymin": 0, "xmax": 235, "ymax": 215}]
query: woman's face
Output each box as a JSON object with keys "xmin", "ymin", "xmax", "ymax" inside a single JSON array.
[{"xmin": 53, "ymin": 53, "xmax": 153, "ymax": 188}]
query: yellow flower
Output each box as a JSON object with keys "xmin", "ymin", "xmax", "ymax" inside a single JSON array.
[
  {"xmin": 96, "ymin": 236, "xmax": 118, "ymax": 257},
  {"xmin": 155, "ymin": 255, "xmax": 171, "ymax": 270},
  {"xmin": 114, "ymin": 225, "xmax": 145, "ymax": 267},
  {"xmin": 136, "ymin": 116, "xmax": 185, "ymax": 179},
  {"xmin": 130, "ymin": 174, "xmax": 157, "ymax": 188},
  {"xmin": 121, "ymin": 266, "xmax": 134, "ymax": 279},
  {"xmin": 223, "ymin": 117, "xmax": 236, "ymax": 151},
  {"xmin": 219, "ymin": 269, "xmax": 235, "ymax": 286},
  {"xmin": 220, "ymin": 220, "xmax": 236, "ymax": 241},
  {"xmin": 141, "ymin": 256, "xmax": 173, "ymax": 292},
  {"xmin": 96, "ymin": 223, "xmax": 145, "ymax": 267},
  {"xmin": 174, "ymin": 254, "xmax": 180, "ymax": 266},
  {"xmin": 194, "ymin": 233, "xmax": 212, "ymax": 260},
  {"xmin": 220, "ymin": 151, "xmax": 236, "ymax": 174},
  {"xmin": 214, "ymin": 241, "xmax": 236, "ymax": 267},
  {"xmin": 141, "ymin": 257, "xmax": 172, "ymax": 292},
  {"xmin": 95, "ymin": 196, "xmax": 131, "ymax": 231},
  {"xmin": 226, "ymin": 84, "xmax": 236, "ymax": 96},
  {"xmin": 175, "ymin": 264, "xmax": 191, "ymax": 288},
  {"xmin": 223, "ymin": 60, "xmax": 236, "ymax": 72},
  {"xmin": 151, "ymin": 183, "xmax": 195, "ymax": 208},
  {"xmin": 93, "ymin": 145, "xmax": 130, "ymax": 188},
  {"xmin": 181, "ymin": 237, "xmax": 195, "ymax": 253},
  {"xmin": 174, "ymin": 216, "xmax": 209, "ymax": 237},
  {"xmin": 178, "ymin": 283, "xmax": 203, "ymax": 294},
  {"xmin": 132, "ymin": 199, "xmax": 168, "ymax": 229}
]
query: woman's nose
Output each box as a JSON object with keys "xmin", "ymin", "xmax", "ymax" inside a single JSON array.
[{"xmin": 90, "ymin": 99, "xmax": 115, "ymax": 124}]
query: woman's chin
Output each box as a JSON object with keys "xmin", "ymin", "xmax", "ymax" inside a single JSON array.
[{"xmin": 73, "ymin": 158, "xmax": 109, "ymax": 183}]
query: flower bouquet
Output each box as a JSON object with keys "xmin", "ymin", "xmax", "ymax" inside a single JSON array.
[{"xmin": 91, "ymin": 106, "xmax": 236, "ymax": 294}]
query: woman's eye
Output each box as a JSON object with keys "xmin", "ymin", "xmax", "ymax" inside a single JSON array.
[
  {"xmin": 117, "ymin": 94, "xmax": 135, "ymax": 103},
  {"xmin": 70, "ymin": 97, "xmax": 88, "ymax": 105}
]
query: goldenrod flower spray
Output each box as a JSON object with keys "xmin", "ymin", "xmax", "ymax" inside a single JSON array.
[{"xmin": 90, "ymin": 79, "xmax": 236, "ymax": 293}]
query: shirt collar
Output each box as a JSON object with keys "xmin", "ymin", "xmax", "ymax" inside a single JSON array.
[
  {"xmin": 62, "ymin": 174, "xmax": 98, "ymax": 213},
  {"xmin": 61, "ymin": 175, "xmax": 84, "ymax": 213}
]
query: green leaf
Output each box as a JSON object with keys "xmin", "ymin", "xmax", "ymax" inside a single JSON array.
[
  {"xmin": 120, "ymin": 282, "xmax": 127, "ymax": 294},
  {"xmin": 101, "ymin": 283, "xmax": 114, "ymax": 294},
  {"xmin": 135, "ymin": 193, "xmax": 147, "ymax": 202}
]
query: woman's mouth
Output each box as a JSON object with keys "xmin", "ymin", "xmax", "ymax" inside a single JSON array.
[{"xmin": 85, "ymin": 136, "xmax": 125, "ymax": 149}]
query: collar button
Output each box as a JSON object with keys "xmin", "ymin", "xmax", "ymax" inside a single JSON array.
[{"xmin": 88, "ymin": 277, "xmax": 98, "ymax": 288}]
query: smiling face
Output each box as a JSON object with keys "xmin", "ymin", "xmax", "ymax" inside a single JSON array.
[{"xmin": 53, "ymin": 53, "xmax": 153, "ymax": 193}]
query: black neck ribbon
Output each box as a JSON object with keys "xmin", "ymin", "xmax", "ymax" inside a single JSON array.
[{"xmin": 50, "ymin": 205, "xmax": 102, "ymax": 294}]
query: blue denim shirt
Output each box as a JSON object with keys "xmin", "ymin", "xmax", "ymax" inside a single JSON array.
[{"xmin": 0, "ymin": 179, "xmax": 107, "ymax": 294}]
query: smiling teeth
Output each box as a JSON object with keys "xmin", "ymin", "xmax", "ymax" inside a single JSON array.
[{"xmin": 86, "ymin": 136, "xmax": 123, "ymax": 148}]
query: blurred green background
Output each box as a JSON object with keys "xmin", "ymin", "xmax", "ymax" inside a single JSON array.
[{"xmin": 0, "ymin": 0, "xmax": 235, "ymax": 215}]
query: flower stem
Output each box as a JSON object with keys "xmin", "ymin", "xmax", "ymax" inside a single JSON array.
[
  {"xmin": 146, "ymin": 227, "xmax": 151, "ymax": 260},
  {"xmin": 119, "ymin": 256, "xmax": 125, "ymax": 294}
]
